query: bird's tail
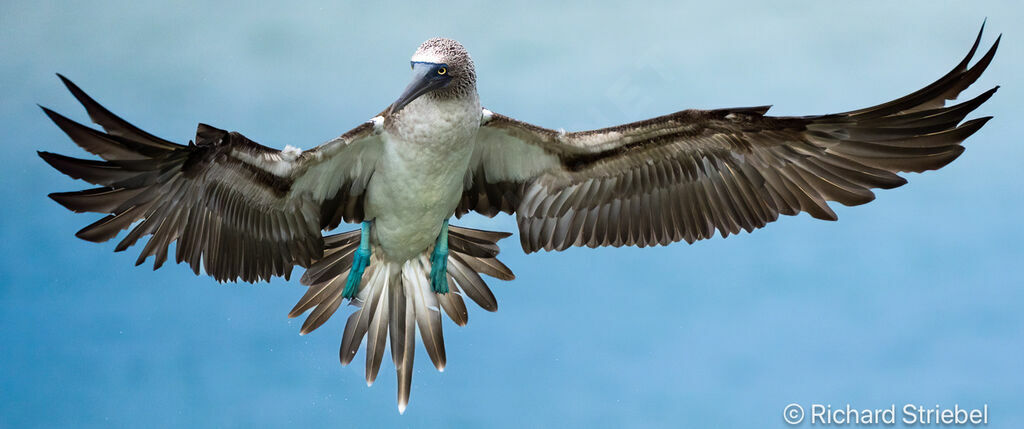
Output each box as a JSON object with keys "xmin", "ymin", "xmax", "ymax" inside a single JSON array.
[{"xmin": 288, "ymin": 224, "xmax": 515, "ymax": 413}]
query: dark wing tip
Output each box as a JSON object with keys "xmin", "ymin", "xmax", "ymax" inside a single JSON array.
[
  {"xmin": 52, "ymin": 73, "xmax": 181, "ymax": 150},
  {"xmin": 39, "ymin": 105, "xmax": 62, "ymax": 122},
  {"xmin": 37, "ymin": 150, "xmax": 65, "ymax": 168},
  {"xmin": 970, "ymin": 33, "xmax": 1000, "ymax": 74},
  {"xmin": 55, "ymin": 72, "xmax": 72, "ymax": 86},
  {"xmin": 47, "ymin": 191, "xmax": 81, "ymax": 212},
  {"xmin": 37, "ymin": 151, "xmax": 105, "ymax": 182},
  {"xmin": 39, "ymin": 105, "xmax": 80, "ymax": 133},
  {"xmin": 959, "ymin": 85, "xmax": 999, "ymax": 113},
  {"xmin": 960, "ymin": 116, "xmax": 994, "ymax": 137},
  {"xmin": 989, "ymin": 33, "xmax": 1002, "ymax": 57},
  {"xmin": 55, "ymin": 73, "xmax": 92, "ymax": 106},
  {"xmin": 965, "ymin": 21, "xmax": 986, "ymax": 64},
  {"xmin": 46, "ymin": 191, "xmax": 65, "ymax": 202}
]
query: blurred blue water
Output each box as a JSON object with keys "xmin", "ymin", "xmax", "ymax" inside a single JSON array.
[{"xmin": 1, "ymin": 1, "xmax": 1021, "ymax": 427}]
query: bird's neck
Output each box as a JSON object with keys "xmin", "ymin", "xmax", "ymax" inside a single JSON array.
[{"xmin": 386, "ymin": 91, "xmax": 481, "ymax": 144}]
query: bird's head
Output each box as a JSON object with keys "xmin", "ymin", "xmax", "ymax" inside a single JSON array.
[{"xmin": 390, "ymin": 38, "xmax": 477, "ymax": 114}]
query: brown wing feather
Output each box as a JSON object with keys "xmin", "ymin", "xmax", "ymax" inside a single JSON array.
[
  {"xmin": 460, "ymin": 28, "xmax": 999, "ymax": 254},
  {"xmin": 40, "ymin": 76, "xmax": 382, "ymax": 282}
]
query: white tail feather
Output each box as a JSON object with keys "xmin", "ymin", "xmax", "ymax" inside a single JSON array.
[{"xmin": 294, "ymin": 225, "xmax": 514, "ymax": 411}]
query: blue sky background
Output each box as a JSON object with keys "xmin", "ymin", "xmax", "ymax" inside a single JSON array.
[{"xmin": 2, "ymin": 1, "xmax": 1022, "ymax": 427}]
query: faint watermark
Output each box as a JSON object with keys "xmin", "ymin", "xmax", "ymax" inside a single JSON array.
[
  {"xmin": 584, "ymin": 46, "xmax": 676, "ymax": 126},
  {"xmin": 783, "ymin": 403, "xmax": 989, "ymax": 426}
]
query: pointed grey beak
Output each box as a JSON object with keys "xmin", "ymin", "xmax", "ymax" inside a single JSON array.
[{"xmin": 389, "ymin": 62, "xmax": 450, "ymax": 115}]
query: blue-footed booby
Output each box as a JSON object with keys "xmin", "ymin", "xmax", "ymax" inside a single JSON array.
[{"xmin": 39, "ymin": 28, "xmax": 999, "ymax": 412}]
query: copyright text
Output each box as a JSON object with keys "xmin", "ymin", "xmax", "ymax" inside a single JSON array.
[{"xmin": 783, "ymin": 403, "xmax": 989, "ymax": 426}]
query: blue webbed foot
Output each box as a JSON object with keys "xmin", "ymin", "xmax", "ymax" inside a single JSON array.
[
  {"xmin": 429, "ymin": 248, "xmax": 448, "ymax": 294},
  {"xmin": 343, "ymin": 221, "xmax": 372, "ymax": 299},
  {"xmin": 429, "ymin": 220, "xmax": 449, "ymax": 294}
]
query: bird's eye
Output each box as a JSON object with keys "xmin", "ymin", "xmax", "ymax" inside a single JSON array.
[{"xmin": 437, "ymin": 67, "xmax": 447, "ymax": 75}]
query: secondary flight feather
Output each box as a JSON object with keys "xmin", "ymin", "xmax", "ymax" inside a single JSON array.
[{"xmin": 39, "ymin": 25, "xmax": 999, "ymax": 412}]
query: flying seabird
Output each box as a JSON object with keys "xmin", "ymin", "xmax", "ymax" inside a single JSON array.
[{"xmin": 39, "ymin": 27, "xmax": 999, "ymax": 412}]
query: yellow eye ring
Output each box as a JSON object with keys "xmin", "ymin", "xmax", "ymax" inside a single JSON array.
[{"xmin": 437, "ymin": 67, "xmax": 447, "ymax": 75}]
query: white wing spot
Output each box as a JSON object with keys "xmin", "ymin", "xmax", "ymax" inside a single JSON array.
[
  {"xmin": 480, "ymin": 108, "xmax": 494, "ymax": 124},
  {"xmin": 371, "ymin": 116, "xmax": 384, "ymax": 134},
  {"xmin": 282, "ymin": 145, "xmax": 302, "ymax": 160}
]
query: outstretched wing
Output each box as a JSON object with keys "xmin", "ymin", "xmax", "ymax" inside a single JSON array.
[
  {"xmin": 40, "ymin": 75, "xmax": 384, "ymax": 282},
  {"xmin": 457, "ymin": 27, "xmax": 999, "ymax": 253}
]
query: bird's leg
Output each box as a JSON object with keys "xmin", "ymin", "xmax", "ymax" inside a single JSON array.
[
  {"xmin": 429, "ymin": 220, "xmax": 450, "ymax": 294},
  {"xmin": 343, "ymin": 221, "xmax": 372, "ymax": 299}
]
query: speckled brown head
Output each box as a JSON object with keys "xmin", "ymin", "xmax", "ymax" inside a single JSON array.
[{"xmin": 390, "ymin": 38, "xmax": 477, "ymax": 114}]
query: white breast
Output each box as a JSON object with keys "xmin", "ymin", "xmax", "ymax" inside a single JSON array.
[{"xmin": 365, "ymin": 94, "xmax": 481, "ymax": 261}]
